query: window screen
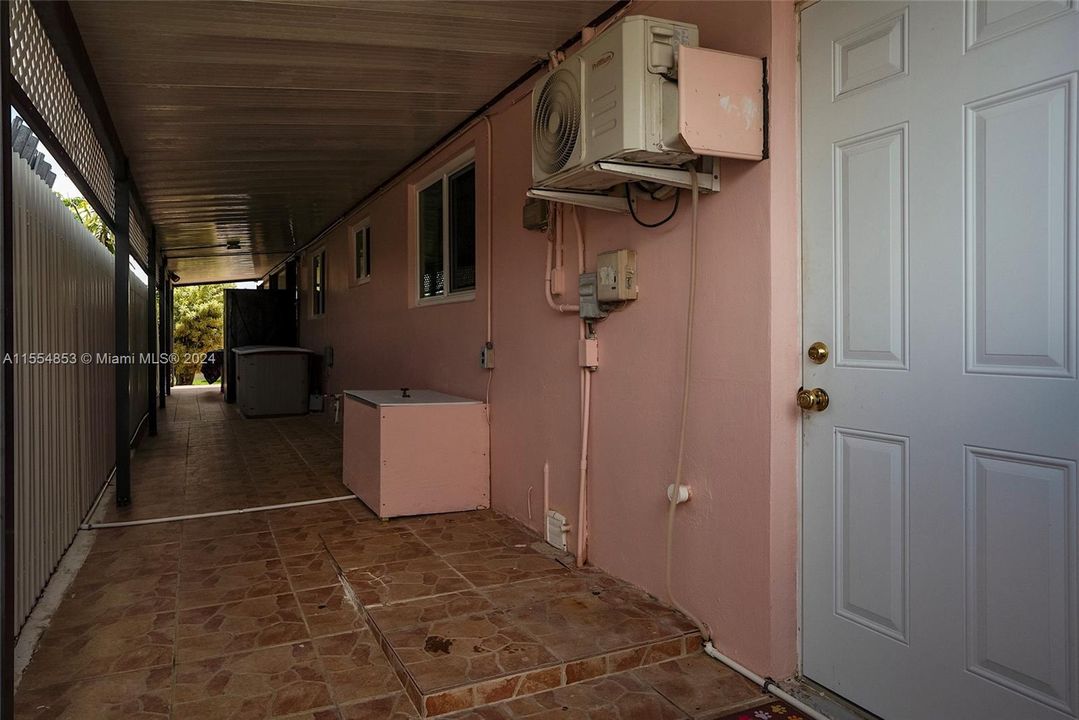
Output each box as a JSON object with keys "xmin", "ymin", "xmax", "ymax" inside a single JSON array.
[
  {"xmin": 312, "ymin": 251, "xmax": 326, "ymax": 315},
  {"xmin": 418, "ymin": 181, "xmax": 443, "ymax": 298},
  {"xmin": 354, "ymin": 226, "xmax": 370, "ymax": 281},
  {"xmin": 448, "ymin": 165, "xmax": 476, "ymax": 293}
]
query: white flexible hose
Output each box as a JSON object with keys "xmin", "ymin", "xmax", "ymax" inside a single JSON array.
[
  {"xmin": 661, "ymin": 171, "xmax": 825, "ymax": 716},
  {"xmin": 663, "ymin": 167, "xmax": 710, "ymax": 639}
]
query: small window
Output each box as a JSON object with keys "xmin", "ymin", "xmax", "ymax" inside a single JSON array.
[
  {"xmin": 351, "ymin": 220, "xmax": 371, "ymax": 285},
  {"xmin": 416, "ymin": 153, "xmax": 476, "ymax": 302},
  {"xmin": 311, "ymin": 249, "xmax": 326, "ymax": 317}
]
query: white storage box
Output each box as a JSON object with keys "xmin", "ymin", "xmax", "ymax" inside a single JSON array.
[{"xmin": 343, "ymin": 389, "xmax": 489, "ymax": 518}]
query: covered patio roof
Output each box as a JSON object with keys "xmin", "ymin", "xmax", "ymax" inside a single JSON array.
[{"xmin": 68, "ymin": 0, "xmax": 615, "ymax": 284}]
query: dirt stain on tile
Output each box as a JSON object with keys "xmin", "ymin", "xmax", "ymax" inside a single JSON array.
[{"xmin": 424, "ymin": 635, "xmax": 453, "ymax": 654}]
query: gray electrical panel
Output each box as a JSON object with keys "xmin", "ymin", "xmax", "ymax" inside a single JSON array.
[{"xmin": 578, "ymin": 273, "xmax": 608, "ymax": 320}]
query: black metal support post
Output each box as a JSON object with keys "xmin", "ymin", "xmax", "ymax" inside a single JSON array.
[
  {"xmin": 166, "ymin": 281, "xmax": 173, "ymax": 396},
  {"xmin": 158, "ymin": 257, "xmax": 167, "ymax": 409},
  {"xmin": 285, "ymin": 259, "xmax": 297, "ymax": 290},
  {"xmin": 146, "ymin": 229, "xmax": 157, "ymax": 436},
  {"xmin": 114, "ymin": 167, "xmax": 131, "ymax": 506},
  {"xmin": 0, "ymin": 6, "xmax": 16, "ymax": 714}
]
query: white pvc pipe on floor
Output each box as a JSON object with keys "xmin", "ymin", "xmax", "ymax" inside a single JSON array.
[
  {"xmin": 81, "ymin": 495, "xmax": 357, "ymax": 530},
  {"xmin": 703, "ymin": 642, "xmax": 831, "ymax": 720},
  {"xmin": 80, "ymin": 470, "xmax": 115, "ymax": 528}
]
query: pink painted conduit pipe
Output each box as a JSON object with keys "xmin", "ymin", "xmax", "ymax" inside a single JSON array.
[
  {"xmin": 544, "ymin": 205, "xmax": 580, "ymax": 313},
  {"xmin": 571, "ymin": 206, "xmax": 591, "ymax": 568},
  {"xmin": 541, "ymin": 203, "xmax": 592, "ymax": 567},
  {"xmin": 577, "ymin": 366, "xmax": 592, "ymax": 567}
]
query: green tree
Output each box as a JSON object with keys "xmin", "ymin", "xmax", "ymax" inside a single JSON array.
[
  {"xmin": 61, "ymin": 195, "xmax": 113, "ymax": 251},
  {"xmin": 173, "ymin": 284, "xmax": 230, "ymax": 385}
]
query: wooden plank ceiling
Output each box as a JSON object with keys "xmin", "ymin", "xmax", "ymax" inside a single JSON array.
[{"xmin": 70, "ymin": 1, "xmax": 612, "ymax": 284}]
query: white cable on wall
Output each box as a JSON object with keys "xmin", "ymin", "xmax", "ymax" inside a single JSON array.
[{"xmin": 663, "ymin": 166, "xmax": 711, "ymax": 639}]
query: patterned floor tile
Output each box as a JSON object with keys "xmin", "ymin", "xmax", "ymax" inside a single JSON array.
[
  {"xmin": 273, "ymin": 519, "xmax": 397, "ymax": 557},
  {"xmin": 23, "ymin": 385, "xmax": 720, "ymax": 720},
  {"xmin": 52, "ymin": 571, "xmax": 178, "ymax": 627},
  {"xmin": 383, "ymin": 609, "xmax": 559, "ymax": 693},
  {"xmin": 345, "ymin": 554, "xmax": 473, "ymax": 607},
  {"xmin": 178, "ymin": 557, "xmax": 292, "ymax": 609},
  {"xmin": 366, "ymin": 590, "xmax": 495, "ymax": 634},
  {"xmin": 180, "ymin": 531, "xmax": 279, "ymax": 570},
  {"xmin": 173, "ymin": 641, "xmax": 334, "ymax": 719},
  {"xmin": 295, "ymin": 584, "xmax": 367, "ymax": 637},
  {"xmin": 506, "ymin": 590, "xmax": 695, "ymax": 662},
  {"xmin": 442, "ymin": 547, "xmax": 569, "ymax": 588},
  {"xmin": 392, "ymin": 511, "xmax": 498, "ymax": 532},
  {"xmin": 176, "ymin": 592, "xmax": 308, "ymax": 662},
  {"xmin": 261, "ymin": 501, "xmax": 357, "ymax": 531},
  {"xmin": 315, "ymin": 631, "xmax": 403, "ymax": 703},
  {"xmin": 477, "ymin": 571, "xmax": 624, "ymax": 611},
  {"xmin": 445, "ymin": 673, "xmax": 688, "ymax": 719},
  {"xmin": 20, "ymin": 611, "xmax": 175, "ymax": 689},
  {"xmin": 633, "ymin": 655, "xmax": 766, "ymax": 718},
  {"xmin": 324, "ymin": 530, "xmax": 434, "ymax": 570},
  {"xmin": 74, "ymin": 542, "xmax": 181, "ymax": 583},
  {"xmin": 408, "ymin": 524, "xmax": 516, "ymax": 555},
  {"xmin": 258, "ymin": 487, "xmax": 338, "ymax": 506},
  {"xmin": 337, "ymin": 692, "xmax": 420, "ymax": 719},
  {"xmin": 345, "ymin": 501, "xmax": 378, "ymax": 522},
  {"xmin": 282, "ymin": 551, "xmax": 343, "ymax": 591},
  {"xmin": 87, "ymin": 523, "xmax": 183, "ymax": 552},
  {"xmin": 15, "ymin": 667, "xmax": 173, "ymax": 720},
  {"xmin": 180, "ymin": 514, "xmax": 271, "ymax": 543}
]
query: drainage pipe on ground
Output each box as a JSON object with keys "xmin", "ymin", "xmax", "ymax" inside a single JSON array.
[
  {"xmin": 702, "ymin": 642, "xmax": 831, "ymax": 720},
  {"xmin": 80, "ymin": 494, "xmax": 356, "ymax": 530}
]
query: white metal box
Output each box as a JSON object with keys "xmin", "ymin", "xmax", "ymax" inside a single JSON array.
[{"xmin": 342, "ymin": 390, "xmax": 490, "ymax": 518}]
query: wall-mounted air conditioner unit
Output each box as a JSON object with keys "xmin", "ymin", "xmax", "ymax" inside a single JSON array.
[{"xmin": 530, "ymin": 15, "xmax": 765, "ymax": 200}]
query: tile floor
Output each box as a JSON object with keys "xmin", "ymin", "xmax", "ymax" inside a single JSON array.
[
  {"xmin": 16, "ymin": 385, "xmax": 775, "ymax": 719},
  {"xmin": 105, "ymin": 385, "xmax": 346, "ymax": 522}
]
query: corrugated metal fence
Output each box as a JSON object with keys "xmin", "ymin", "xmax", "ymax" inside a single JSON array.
[
  {"xmin": 11, "ymin": 152, "xmax": 149, "ymax": 631},
  {"xmin": 129, "ymin": 263, "xmax": 149, "ymax": 436}
]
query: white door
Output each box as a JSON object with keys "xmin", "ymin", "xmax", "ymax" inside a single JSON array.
[{"xmin": 801, "ymin": 2, "xmax": 1078, "ymax": 718}]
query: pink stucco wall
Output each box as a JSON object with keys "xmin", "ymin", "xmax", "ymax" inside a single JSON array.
[{"xmin": 296, "ymin": 0, "xmax": 800, "ymax": 677}]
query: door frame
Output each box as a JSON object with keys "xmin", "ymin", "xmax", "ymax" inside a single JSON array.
[{"xmin": 794, "ymin": 0, "xmax": 810, "ymax": 682}]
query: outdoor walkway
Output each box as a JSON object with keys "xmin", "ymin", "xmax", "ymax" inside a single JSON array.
[
  {"xmin": 105, "ymin": 385, "xmax": 346, "ymax": 522},
  {"xmin": 15, "ymin": 386, "xmax": 786, "ymax": 719}
]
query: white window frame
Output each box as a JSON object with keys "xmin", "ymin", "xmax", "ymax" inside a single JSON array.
[
  {"xmin": 414, "ymin": 148, "xmax": 477, "ymax": 306},
  {"xmin": 349, "ymin": 218, "xmax": 372, "ymax": 287},
  {"xmin": 310, "ymin": 247, "xmax": 327, "ymax": 318}
]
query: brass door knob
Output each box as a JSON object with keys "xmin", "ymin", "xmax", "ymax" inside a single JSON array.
[
  {"xmin": 797, "ymin": 387, "xmax": 829, "ymax": 412},
  {"xmin": 807, "ymin": 341, "xmax": 829, "ymax": 364}
]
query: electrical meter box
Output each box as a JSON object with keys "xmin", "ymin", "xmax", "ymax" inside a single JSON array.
[
  {"xmin": 597, "ymin": 249, "xmax": 638, "ymax": 302},
  {"xmin": 578, "ymin": 272, "xmax": 607, "ymax": 320}
]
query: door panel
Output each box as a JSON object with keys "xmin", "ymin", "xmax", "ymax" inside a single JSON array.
[
  {"xmin": 834, "ymin": 124, "xmax": 908, "ymax": 369},
  {"xmin": 965, "ymin": 76, "xmax": 1075, "ymax": 378},
  {"xmin": 835, "ymin": 428, "xmax": 909, "ymax": 643},
  {"xmin": 966, "ymin": 447, "xmax": 1076, "ymax": 714},
  {"xmin": 801, "ymin": 2, "xmax": 1079, "ymax": 718}
]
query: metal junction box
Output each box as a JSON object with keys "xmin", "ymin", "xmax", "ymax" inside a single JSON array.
[{"xmin": 597, "ymin": 249, "xmax": 638, "ymax": 302}]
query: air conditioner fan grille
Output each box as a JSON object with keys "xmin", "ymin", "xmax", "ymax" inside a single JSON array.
[{"xmin": 533, "ymin": 69, "xmax": 580, "ymax": 175}]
